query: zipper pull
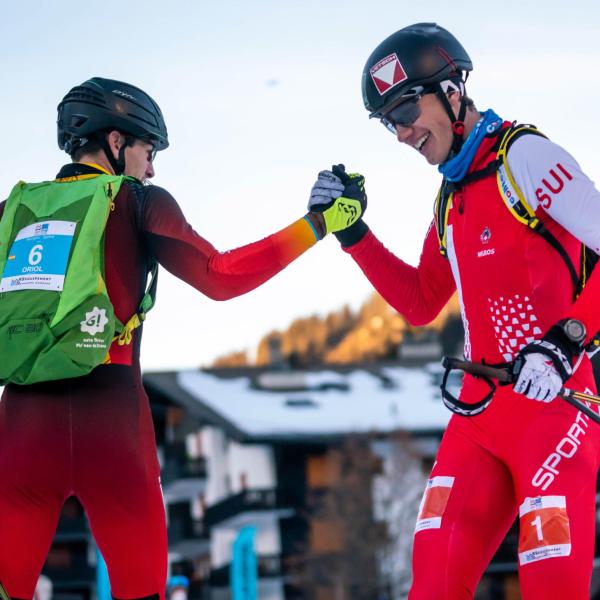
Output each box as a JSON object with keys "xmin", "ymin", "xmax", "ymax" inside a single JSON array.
[{"xmin": 107, "ymin": 183, "xmax": 115, "ymax": 211}]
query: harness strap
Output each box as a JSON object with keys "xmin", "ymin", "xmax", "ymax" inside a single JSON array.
[
  {"xmin": 434, "ymin": 182, "xmax": 453, "ymax": 256},
  {"xmin": 528, "ymin": 220, "xmax": 581, "ymax": 293},
  {"xmin": 435, "ymin": 122, "xmax": 586, "ymax": 299},
  {"xmin": 496, "ymin": 124, "xmax": 583, "ymax": 298},
  {"xmin": 115, "ymin": 261, "xmax": 159, "ymax": 346},
  {"xmin": 434, "ymin": 125, "xmax": 508, "ymax": 255}
]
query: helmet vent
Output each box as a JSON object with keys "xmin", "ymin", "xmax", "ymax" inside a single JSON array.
[{"xmin": 71, "ymin": 116, "xmax": 88, "ymax": 128}]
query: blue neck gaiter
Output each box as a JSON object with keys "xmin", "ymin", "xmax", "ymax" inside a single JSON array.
[{"xmin": 438, "ymin": 109, "xmax": 503, "ymax": 182}]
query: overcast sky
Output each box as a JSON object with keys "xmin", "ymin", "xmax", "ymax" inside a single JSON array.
[{"xmin": 2, "ymin": 0, "xmax": 600, "ymax": 369}]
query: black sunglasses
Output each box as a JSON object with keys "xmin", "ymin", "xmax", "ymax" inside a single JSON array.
[{"xmin": 380, "ymin": 86, "xmax": 436, "ymax": 133}]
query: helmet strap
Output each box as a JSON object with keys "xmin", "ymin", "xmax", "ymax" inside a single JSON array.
[
  {"xmin": 98, "ymin": 132, "xmax": 134, "ymax": 175},
  {"xmin": 434, "ymin": 82, "xmax": 468, "ymax": 160}
]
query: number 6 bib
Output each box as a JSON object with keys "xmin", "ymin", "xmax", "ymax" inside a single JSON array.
[{"xmin": 0, "ymin": 220, "xmax": 76, "ymax": 292}]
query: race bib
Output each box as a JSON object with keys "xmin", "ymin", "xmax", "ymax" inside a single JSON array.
[
  {"xmin": 415, "ymin": 475, "xmax": 455, "ymax": 532},
  {"xmin": 0, "ymin": 221, "xmax": 76, "ymax": 292},
  {"xmin": 518, "ymin": 495, "xmax": 571, "ymax": 565}
]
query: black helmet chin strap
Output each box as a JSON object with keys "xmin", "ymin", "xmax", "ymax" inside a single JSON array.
[
  {"xmin": 434, "ymin": 82, "xmax": 468, "ymax": 161},
  {"xmin": 97, "ymin": 132, "xmax": 134, "ymax": 175}
]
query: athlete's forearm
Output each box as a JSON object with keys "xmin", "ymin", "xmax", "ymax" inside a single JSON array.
[
  {"xmin": 343, "ymin": 224, "xmax": 456, "ymax": 325},
  {"xmin": 204, "ymin": 215, "xmax": 319, "ymax": 300},
  {"xmin": 141, "ymin": 185, "xmax": 320, "ymax": 300},
  {"xmin": 147, "ymin": 215, "xmax": 318, "ymax": 301}
]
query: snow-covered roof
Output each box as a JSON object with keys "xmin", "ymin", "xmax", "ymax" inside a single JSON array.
[{"xmin": 172, "ymin": 364, "xmax": 454, "ymax": 439}]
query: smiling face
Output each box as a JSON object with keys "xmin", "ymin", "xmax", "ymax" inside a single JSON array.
[
  {"xmin": 394, "ymin": 92, "xmax": 459, "ymax": 165},
  {"xmin": 394, "ymin": 91, "xmax": 479, "ymax": 165}
]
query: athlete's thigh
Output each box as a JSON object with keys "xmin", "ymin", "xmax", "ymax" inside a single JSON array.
[
  {"xmin": 72, "ymin": 373, "xmax": 167, "ymax": 599},
  {"xmin": 83, "ymin": 478, "xmax": 167, "ymax": 600},
  {"xmin": 0, "ymin": 387, "xmax": 69, "ymax": 598},
  {"xmin": 410, "ymin": 420, "xmax": 517, "ymax": 600},
  {"xmin": 507, "ymin": 400, "xmax": 600, "ymax": 600}
]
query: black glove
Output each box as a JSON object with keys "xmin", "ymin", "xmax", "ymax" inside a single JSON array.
[{"xmin": 331, "ymin": 164, "xmax": 369, "ymax": 247}]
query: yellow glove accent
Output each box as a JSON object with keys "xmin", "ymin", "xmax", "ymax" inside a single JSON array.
[{"xmin": 322, "ymin": 197, "xmax": 363, "ymax": 233}]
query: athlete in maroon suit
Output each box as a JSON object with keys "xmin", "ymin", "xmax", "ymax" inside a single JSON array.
[
  {"xmin": 0, "ymin": 78, "xmax": 362, "ymax": 599},
  {"xmin": 309, "ymin": 24, "xmax": 600, "ymax": 599}
]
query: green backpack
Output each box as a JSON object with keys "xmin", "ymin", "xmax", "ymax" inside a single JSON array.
[{"xmin": 0, "ymin": 174, "xmax": 157, "ymax": 385}]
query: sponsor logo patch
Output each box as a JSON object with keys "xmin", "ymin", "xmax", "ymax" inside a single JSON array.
[
  {"xmin": 531, "ymin": 405, "xmax": 592, "ymax": 491},
  {"xmin": 80, "ymin": 306, "xmax": 109, "ymax": 336},
  {"xmin": 112, "ymin": 89, "xmax": 136, "ymax": 101},
  {"xmin": 486, "ymin": 118, "xmax": 503, "ymax": 134},
  {"xmin": 477, "ymin": 248, "xmax": 495, "ymax": 258},
  {"xmin": 370, "ymin": 53, "xmax": 408, "ymax": 96}
]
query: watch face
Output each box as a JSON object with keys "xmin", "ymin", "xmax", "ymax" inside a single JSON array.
[{"xmin": 564, "ymin": 319, "xmax": 586, "ymax": 343}]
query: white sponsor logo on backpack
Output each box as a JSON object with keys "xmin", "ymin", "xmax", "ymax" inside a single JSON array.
[{"xmin": 80, "ymin": 307, "xmax": 109, "ymax": 335}]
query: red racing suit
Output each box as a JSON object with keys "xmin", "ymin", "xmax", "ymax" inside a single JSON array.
[
  {"xmin": 344, "ymin": 122, "xmax": 600, "ymax": 599},
  {"xmin": 0, "ymin": 164, "xmax": 320, "ymax": 600}
]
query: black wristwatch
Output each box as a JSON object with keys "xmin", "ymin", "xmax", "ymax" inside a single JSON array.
[{"xmin": 560, "ymin": 318, "xmax": 587, "ymax": 347}]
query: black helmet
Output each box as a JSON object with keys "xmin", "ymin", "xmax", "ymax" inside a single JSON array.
[
  {"xmin": 362, "ymin": 23, "xmax": 472, "ymax": 119},
  {"xmin": 57, "ymin": 77, "xmax": 169, "ymax": 155}
]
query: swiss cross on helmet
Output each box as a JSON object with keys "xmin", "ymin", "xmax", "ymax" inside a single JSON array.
[
  {"xmin": 57, "ymin": 77, "xmax": 169, "ymax": 156},
  {"xmin": 362, "ymin": 23, "xmax": 473, "ymax": 119}
]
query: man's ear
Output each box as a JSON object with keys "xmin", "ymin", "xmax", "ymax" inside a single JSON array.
[
  {"xmin": 106, "ymin": 130, "xmax": 123, "ymax": 159},
  {"xmin": 446, "ymin": 90, "xmax": 462, "ymax": 112}
]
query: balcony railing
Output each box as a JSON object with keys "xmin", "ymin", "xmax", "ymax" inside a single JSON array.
[
  {"xmin": 204, "ymin": 488, "xmax": 291, "ymax": 527},
  {"xmin": 168, "ymin": 516, "xmax": 208, "ymax": 544},
  {"xmin": 162, "ymin": 457, "xmax": 207, "ymax": 484}
]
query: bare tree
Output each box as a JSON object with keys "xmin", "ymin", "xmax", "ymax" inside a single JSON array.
[
  {"xmin": 373, "ymin": 431, "xmax": 428, "ymax": 599},
  {"xmin": 291, "ymin": 433, "xmax": 427, "ymax": 599}
]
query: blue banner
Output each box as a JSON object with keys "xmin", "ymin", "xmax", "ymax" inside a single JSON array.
[
  {"xmin": 97, "ymin": 549, "xmax": 111, "ymax": 600},
  {"xmin": 231, "ymin": 526, "xmax": 258, "ymax": 600}
]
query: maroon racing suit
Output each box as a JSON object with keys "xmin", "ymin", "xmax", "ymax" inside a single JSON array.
[
  {"xmin": 343, "ymin": 123, "xmax": 600, "ymax": 599},
  {"xmin": 0, "ymin": 164, "xmax": 320, "ymax": 599}
]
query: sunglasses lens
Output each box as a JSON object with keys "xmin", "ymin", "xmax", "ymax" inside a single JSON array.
[
  {"xmin": 381, "ymin": 117, "xmax": 397, "ymax": 134},
  {"xmin": 386, "ymin": 97, "xmax": 421, "ymax": 127}
]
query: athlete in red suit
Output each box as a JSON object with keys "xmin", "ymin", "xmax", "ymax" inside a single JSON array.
[
  {"xmin": 309, "ymin": 24, "xmax": 600, "ymax": 599},
  {"xmin": 0, "ymin": 78, "xmax": 362, "ymax": 599}
]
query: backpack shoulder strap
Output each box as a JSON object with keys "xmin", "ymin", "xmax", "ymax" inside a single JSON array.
[
  {"xmin": 496, "ymin": 124, "xmax": 546, "ymax": 225},
  {"xmin": 112, "ymin": 179, "xmax": 159, "ymax": 346},
  {"xmin": 434, "ymin": 181, "xmax": 454, "ymax": 256},
  {"xmin": 496, "ymin": 124, "xmax": 581, "ymax": 295},
  {"xmin": 433, "ymin": 124, "xmax": 519, "ymax": 256}
]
